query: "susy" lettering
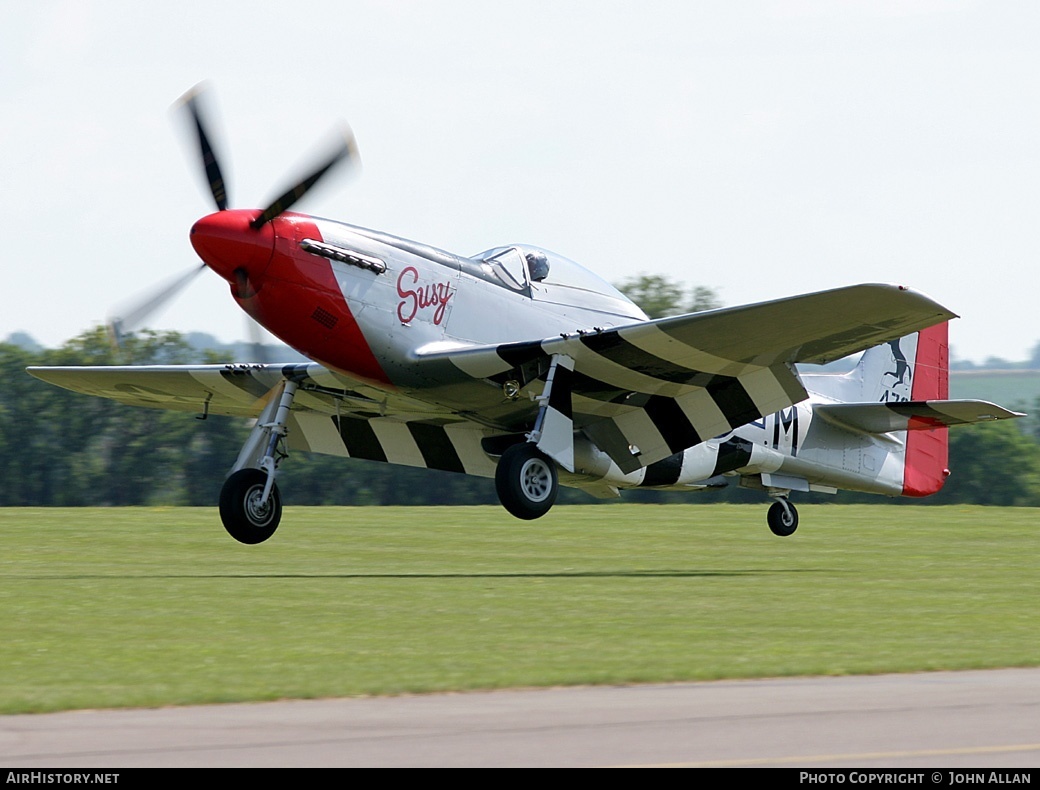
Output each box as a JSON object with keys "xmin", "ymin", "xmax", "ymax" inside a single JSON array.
[{"xmin": 396, "ymin": 266, "xmax": 453, "ymax": 325}]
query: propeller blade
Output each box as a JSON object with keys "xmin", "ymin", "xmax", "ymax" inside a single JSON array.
[
  {"xmin": 178, "ymin": 85, "xmax": 230, "ymax": 212},
  {"xmin": 231, "ymin": 267, "xmax": 270, "ymax": 363},
  {"xmin": 250, "ymin": 127, "xmax": 359, "ymax": 229},
  {"xmin": 232, "ymin": 266, "xmax": 259, "ymax": 300},
  {"xmin": 245, "ymin": 316, "xmax": 271, "ymax": 365},
  {"xmin": 107, "ymin": 263, "xmax": 207, "ymax": 345}
]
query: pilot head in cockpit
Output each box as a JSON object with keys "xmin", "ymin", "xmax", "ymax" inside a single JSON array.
[{"xmin": 525, "ymin": 251, "xmax": 550, "ymax": 282}]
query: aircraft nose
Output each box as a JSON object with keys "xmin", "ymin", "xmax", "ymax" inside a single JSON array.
[{"xmin": 189, "ymin": 209, "xmax": 276, "ymax": 285}]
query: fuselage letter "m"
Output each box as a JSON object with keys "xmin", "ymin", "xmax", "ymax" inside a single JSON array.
[{"xmin": 772, "ymin": 407, "xmax": 799, "ymax": 456}]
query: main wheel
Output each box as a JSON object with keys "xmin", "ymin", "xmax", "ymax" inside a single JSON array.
[
  {"xmin": 495, "ymin": 443, "xmax": 559, "ymax": 520},
  {"xmin": 767, "ymin": 499, "xmax": 798, "ymax": 537},
  {"xmin": 219, "ymin": 468, "xmax": 282, "ymax": 544}
]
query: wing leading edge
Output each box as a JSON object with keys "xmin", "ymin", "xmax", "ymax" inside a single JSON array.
[
  {"xmin": 28, "ymin": 363, "xmax": 334, "ymax": 418},
  {"xmin": 25, "ymin": 362, "xmax": 449, "ymax": 422}
]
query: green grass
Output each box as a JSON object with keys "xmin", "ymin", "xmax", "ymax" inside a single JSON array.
[{"xmin": 0, "ymin": 504, "xmax": 1037, "ymax": 714}]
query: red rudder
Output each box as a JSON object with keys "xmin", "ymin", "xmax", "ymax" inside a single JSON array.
[{"xmin": 902, "ymin": 322, "xmax": 950, "ymax": 497}]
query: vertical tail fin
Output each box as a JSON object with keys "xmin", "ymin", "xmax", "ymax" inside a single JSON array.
[
  {"xmin": 848, "ymin": 321, "xmax": 950, "ymax": 496},
  {"xmin": 902, "ymin": 322, "xmax": 950, "ymax": 496}
]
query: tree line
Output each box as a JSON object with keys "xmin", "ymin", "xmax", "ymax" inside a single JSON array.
[{"xmin": 2, "ymin": 276, "xmax": 1040, "ymax": 508}]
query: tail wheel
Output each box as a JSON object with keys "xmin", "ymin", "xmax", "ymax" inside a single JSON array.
[
  {"xmin": 219, "ymin": 468, "xmax": 282, "ymax": 544},
  {"xmin": 495, "ymin": 443, "xmax": 558, "ymax": 520},
  {"xmin": 767, "ymin": 498, "xmax": 798, "ymax": 537}
]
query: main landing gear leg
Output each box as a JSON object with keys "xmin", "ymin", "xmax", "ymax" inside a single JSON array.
[
  {"xmin": 219, "ymin": 379, "xmax": 298, "ymax": 544},
  {"xmin": 494, "ymin": 355, "xmax": 572, "ymax": 520},
  {"xmin": 766, "ymin": 491, "xmax": 799, "ymax": 537}
]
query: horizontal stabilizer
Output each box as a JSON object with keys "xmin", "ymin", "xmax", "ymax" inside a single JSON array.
[{"xmin": 815, "ymin": 399, "xmax": 1024, "ymax": 434}]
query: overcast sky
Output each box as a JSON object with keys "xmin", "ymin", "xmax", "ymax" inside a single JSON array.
[{"xmin": 2, "ymin": 1, "xmax": 1038, "ymax": 363}]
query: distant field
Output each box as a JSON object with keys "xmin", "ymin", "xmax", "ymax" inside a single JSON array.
[
  {"xmin": 805, "ymin": 367, "xmax": 1040, "ymax": 410},
  {"xmin": 950, "ymin": 369, "xmax": 1040, "ymax": 409},
  {"xmin": 0, "ymin": 504, "xmax": 1037, "ymax": 714}
]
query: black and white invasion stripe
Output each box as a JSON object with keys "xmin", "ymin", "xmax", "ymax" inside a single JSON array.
[{"xmin": 443, "ymin": 324, "xmax": 806, "ymax": 473}]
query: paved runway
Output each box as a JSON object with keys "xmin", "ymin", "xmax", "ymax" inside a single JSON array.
[{"xmin": 2, "ymin": 668, "xmax": 1038, "ymax": 768}]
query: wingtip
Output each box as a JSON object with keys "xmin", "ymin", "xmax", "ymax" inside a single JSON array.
[{"xmin": 884, "ymin": 283, "xmax": 958, "ymax": 321}]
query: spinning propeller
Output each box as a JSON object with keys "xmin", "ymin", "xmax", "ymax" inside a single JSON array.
[{"xmin": 107, "ymin": 83, "xmax": 360, "ymax": 359}]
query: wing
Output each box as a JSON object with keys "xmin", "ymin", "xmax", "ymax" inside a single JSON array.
[
  {"xmin": 420, "ymin": 283, "xmax": 956, "ymax": 473},
  {"xmin": 28, "ymin": 363, "xmax": 345, "ymax": 418},
  {"xmin": 26, "ymin": 361, "xmax": 503, "ymax": 478}
]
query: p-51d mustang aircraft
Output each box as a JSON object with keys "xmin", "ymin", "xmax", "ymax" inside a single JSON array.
[{"xmin": 28, "ymin": 87, "xmax": 1021, "ymax": 544}]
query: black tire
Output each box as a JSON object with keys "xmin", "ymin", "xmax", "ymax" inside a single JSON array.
[
  {"xmin": 219, "ymin": 468, "xmax": 282, "ymax": 544},
  {"xmin": 767, "ymin": 499, "xmax": 798, "ymax": 537},
  {"xmin": 495, "ymin": 443, "xmax": 558, "ymax": 520}
]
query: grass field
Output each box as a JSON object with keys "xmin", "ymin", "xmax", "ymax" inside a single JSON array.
[
  {"xmin": 950, "ymin": 369, "xmax": 1040, "ymax": 409},
  {"xmin": 0, "ymin": 504, "xmax": 1037, "ymax": 714}
]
